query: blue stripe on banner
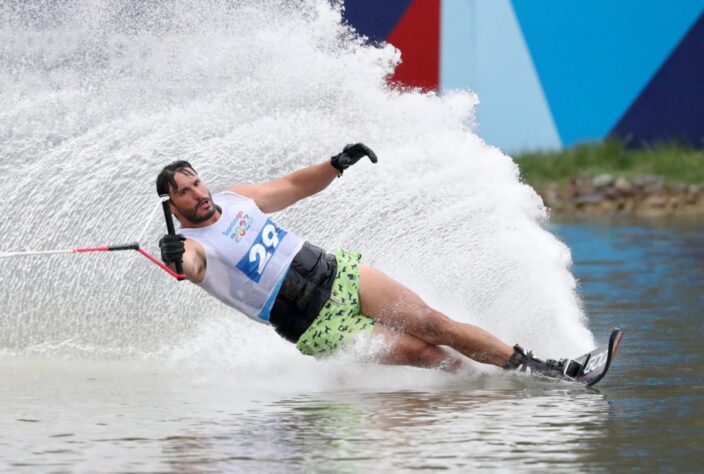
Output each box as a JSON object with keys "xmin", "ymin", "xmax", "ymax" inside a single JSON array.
[
  {"xmin": 342, "ymin": 0, "xmax": 413, "ymax": 41},
  {"xmin": 440, "ymin": 0, "xmax": 475, "ymax": 91},
  {"xmin": 441, "ymin": 0, "xmax": 561, "ymax": 152},
  {"xmin": 610, "ymin": 12, "xmax": 704, "ymax": 147},
  {"xmin": 511, "ymin": 0, "xmax": 704, "ymax": 146}
]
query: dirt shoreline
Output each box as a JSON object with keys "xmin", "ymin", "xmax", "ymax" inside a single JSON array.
[{"xmin": 534, "ymin": 174, "xmax": 703, "ymax": 218}]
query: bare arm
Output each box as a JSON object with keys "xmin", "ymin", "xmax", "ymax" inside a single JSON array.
[
  {"xmin": 163, "ymin": 239, "xmax": 206, "ymax": 283},
  {"xmin": 231, "ymin": 144, "xmax": 377, "ymax": 213},
  {"xmin": 230, "ymin": 160, "xmax": 339, "ymax": 213},
  {"xmin": 182, "ymin": 239, "xmax": 207, "ymax": 283}
]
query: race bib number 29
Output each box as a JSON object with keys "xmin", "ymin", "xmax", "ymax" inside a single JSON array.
[{"xmin": 236, "ymin": 219, "xmax": 287, "ymax": 282}]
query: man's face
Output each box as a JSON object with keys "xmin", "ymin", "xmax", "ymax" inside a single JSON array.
[{"xmin": 169, "ymin": 170, "xmax": 217, "ymax": 225}]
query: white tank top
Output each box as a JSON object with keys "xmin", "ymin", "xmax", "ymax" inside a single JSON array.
[{"xmin": 179, "ymin": 191, "xmax": 304, "ymax": 323}]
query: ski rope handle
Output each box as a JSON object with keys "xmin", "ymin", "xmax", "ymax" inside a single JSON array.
[{"xmin": 159, "ymin": 195, "xmax": 186, "ymax": 281}]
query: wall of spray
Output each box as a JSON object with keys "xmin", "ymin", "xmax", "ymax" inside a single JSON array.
[{"xmin": 0, "ymin": 0, "xmax": 592, "ymax": 384}]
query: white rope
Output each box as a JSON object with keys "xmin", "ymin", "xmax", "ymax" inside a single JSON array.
[
  {"xmin": 0, "ymin": 196, "xmax": 172, "ymax": 259},
  {"xmin": 136, "ymin": 195, "xmax": 170, "ymax": 244},
  {"xmin": 0, "ymin": 248, "xmax": 75, "ymax": 259}
]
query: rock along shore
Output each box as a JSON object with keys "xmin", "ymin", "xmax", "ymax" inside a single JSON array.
[{"xmin": 536, "ymin": 174, "xmax": 703, "ymax": 217}]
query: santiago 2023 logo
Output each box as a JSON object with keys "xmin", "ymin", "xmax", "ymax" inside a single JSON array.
[{"xmin": 222, "ymin": 211, "xmax": 253, "ymax": 243}]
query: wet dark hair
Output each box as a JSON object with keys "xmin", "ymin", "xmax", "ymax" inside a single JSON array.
[{"xmin": 156, "ymin": 160, "xmax": 197, "ymax": 196}]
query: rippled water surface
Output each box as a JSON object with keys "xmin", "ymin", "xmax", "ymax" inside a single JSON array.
[{"xmin": 2, "ymin": 217, "xmax": 702, "ymax": 472}]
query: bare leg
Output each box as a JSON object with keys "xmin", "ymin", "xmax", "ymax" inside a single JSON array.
[
  {"xmin": 359, "ymin": 264, "xmax": 514, "ymax": 367},
  {"xmin": 368, "ymin": 324, "xmax": 463, "ymax": 372}
]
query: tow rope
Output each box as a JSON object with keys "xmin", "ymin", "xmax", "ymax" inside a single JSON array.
[{"xmin": 0, "ymin": 195, "xmax": 187, "ymax": 281}]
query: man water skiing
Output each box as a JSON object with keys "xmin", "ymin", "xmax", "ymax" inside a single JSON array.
[{"xmin": 156, "ymin": 144, "xmax": 569, "ymax": 378}]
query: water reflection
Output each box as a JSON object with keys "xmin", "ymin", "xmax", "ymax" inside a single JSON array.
[{"xmin": 157, "ymin": 381, "xmax": 610, "ymax": 472}]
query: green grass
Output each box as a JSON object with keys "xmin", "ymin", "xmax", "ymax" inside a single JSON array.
[{"xmin": 516, "ymin": 140, "xmax": 704, "ymax": 186}]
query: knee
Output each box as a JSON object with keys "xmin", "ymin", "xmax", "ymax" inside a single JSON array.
[
  {"xmin": 392, "ymin": 337, "xmax": 445, "ymax": 368},
  {"xmin": 408, "ymin": 343, "xmax": 462, "ymax": 372},
  {"xmin": 415, "ymin": 344, "xmax": 452, "ymax": 369}
]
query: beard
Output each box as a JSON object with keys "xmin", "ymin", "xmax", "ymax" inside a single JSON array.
[{"xmin": 177, "ymin": 192, "xmax": 217, "ymax": 224}]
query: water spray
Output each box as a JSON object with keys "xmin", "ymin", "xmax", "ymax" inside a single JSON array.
[{"xmin": 0, "ymin": 196, "xmax": 187, "ymax": 281}]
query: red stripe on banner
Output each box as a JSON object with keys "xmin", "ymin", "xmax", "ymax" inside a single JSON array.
[{"xmin": 386, "ymin": 0, "xmax": 441, "ymax": 91}]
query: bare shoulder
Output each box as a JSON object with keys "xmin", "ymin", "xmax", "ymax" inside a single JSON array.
[
  {"xmin": 184, "ymin": 237, "xmax": 205, "ymax": 255},
  {"xmin": 228, "ymin": 183, "xmax": 260, "ymax": 200},
  {"xmin": 229, "ymin": 182, "xmax": 287, "ymax": 213}
]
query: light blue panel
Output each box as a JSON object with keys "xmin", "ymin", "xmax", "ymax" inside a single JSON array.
[
  {"xmin": 512, "ymin": 0, "xmax": 704, "ymax": 146},
  {"xmin": 441, "ymin": 0, "xmax": 561, "ymax": 152},
  {"xmin": 440, "ymin": 0, "xmax": 475, "ymax": 91}
]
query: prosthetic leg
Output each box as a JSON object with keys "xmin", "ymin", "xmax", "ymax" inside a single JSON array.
[{"xmin": 504, "ymin": 345, "xmax": 582, "ymax": 380}]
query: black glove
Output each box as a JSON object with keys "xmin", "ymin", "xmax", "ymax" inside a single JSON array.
[
  {"xmin": 330, "ymin": 143, "xmax": 378, "ymax": 176},
  {"xmin": 159, "ymin": 234, "xmax": 186, "ymax": 265}
]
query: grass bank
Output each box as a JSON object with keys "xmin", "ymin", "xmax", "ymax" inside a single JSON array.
[
  {"xmin": 514, "ymin": 141, "xmax": 704, "ymax": 216},
  {"xmin": 516, "ymin": 141, "xmax": 704, "ymax": 187}
]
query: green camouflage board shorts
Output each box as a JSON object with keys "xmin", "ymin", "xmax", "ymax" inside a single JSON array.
[{"xmin": 295, "ymin": 249, "xmax": 376, "ymax": 357}]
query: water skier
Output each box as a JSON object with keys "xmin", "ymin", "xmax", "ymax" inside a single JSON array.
[{"xmin": 156, "ymin": 144, "xmax": 570, "ymax": 378}]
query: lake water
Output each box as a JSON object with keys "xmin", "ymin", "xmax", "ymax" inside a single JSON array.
[{"xmin": 2, "ymin": 217, "xmax": 701, "ymax": 473}]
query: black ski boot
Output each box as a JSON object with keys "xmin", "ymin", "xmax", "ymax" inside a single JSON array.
[{"xmin": 504, "ymin": 344, "xmax": 581, "ymax": 380}]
